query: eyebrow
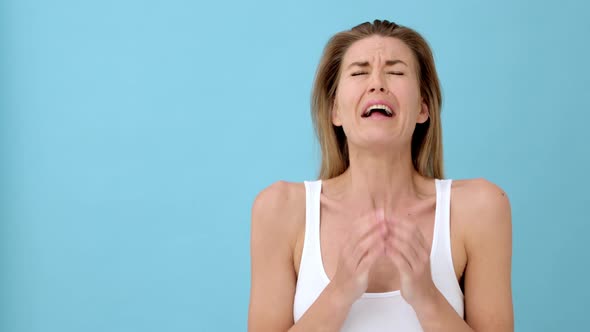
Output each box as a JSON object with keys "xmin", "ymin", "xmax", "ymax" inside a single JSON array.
[{"xmin": 347, "ymin": 59, "xmax": 408, "ymax": 69}]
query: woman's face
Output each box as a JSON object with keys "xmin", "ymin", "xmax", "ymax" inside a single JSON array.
[{"xmin": 332, "ymin": 35, "xmax": 429, "ymax": 150}]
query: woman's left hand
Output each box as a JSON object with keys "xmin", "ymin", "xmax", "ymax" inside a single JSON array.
[{"xmin": 380, "ymin": 212, "xmax": 439, "ymax": 309}]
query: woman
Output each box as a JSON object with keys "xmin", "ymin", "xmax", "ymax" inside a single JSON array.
[{"xmin": 248, "ymin": 20, "xmax": 513, "ymax": 331}]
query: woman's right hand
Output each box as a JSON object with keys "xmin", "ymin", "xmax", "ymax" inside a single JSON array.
[{"xmin": 328, "ymin": 209, "xmax": 388, "ymax": 305}]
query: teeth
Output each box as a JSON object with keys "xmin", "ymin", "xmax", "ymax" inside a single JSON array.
[{"xmin": 363, "ymin": 104, "xmax": 393, "ymax": 116}]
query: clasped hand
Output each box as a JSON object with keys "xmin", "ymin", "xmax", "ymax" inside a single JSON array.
[{"xmin": 331, "ymin": 208, "xmax": 438, "ymax": 309}]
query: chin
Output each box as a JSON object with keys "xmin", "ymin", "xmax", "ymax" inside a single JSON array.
[{"xmin": 356, "ymin": 137, "xmax": 400, "ymax": 150}]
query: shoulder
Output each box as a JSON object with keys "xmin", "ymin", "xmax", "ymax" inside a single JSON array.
[
  {"xmin": 451, "ymin": 177, "xmax": 511, "ymax": 217},
  {"xmin": 450, "ymin": 178, "xmax": 512, "ymax": 250},
  {"xmin": 451, "ymin": 178, "xmax": 510, "ymax": 209},
  {"xmin": 248, "ymin": 181, "xmax": 308, "ymax": 330},
  {"xmin": 450, "ymin": 179, "xmax": 514, "ymax": 328},
  {"xmin": 251, "ymin": 181, "xmax": 306, "ymax": 250},
  {"xmin": 252, "ymin": 180, "xmax": 306, "ymax": 221},
  {"xmin": 452, "ymin": 178, "xmax": 510, "ymax": 212}
]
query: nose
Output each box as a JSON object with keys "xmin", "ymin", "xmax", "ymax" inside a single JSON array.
[
  {"xmin": 368, "ymin": 73, "xmax": 387, "ymax": 94},
  {"xmin": 369, "ymin": 86, "xmax": 387, "ymax": 93}
]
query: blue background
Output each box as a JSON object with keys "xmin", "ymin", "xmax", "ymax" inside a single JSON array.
[{"xmin": 1, "ymin": 0, "xmax": 589, "ymax": 331}]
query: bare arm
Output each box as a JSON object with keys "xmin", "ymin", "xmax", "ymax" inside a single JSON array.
[
  {"xmin": 288, "ymin": 283, "xmax": 352, "ymax": 332},
  {"xmin": 248, "ymin": 182, "xmax": 299, "ymax": 331},
  {"xmin": 248, "ymin": 181, "xmax": 386, "ymax": 332},
  {"xmin": 413, "ymin": 179, "xmax": 513, "ymax": 331},
  {"xmin": 248, "ymin": 182, "xmax": 351, "ymax": 332},
  {"xmin": 462, "ymin": 179, "xmax": 514, "ymax": 331}
]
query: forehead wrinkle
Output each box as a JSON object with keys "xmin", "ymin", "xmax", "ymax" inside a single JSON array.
[
  {"xmin": 347, "ymin": 43, "xmax": 408, "ymax": 66},
  {"xmin": 342, "ymin": 36, "xmax": 417, "ymax": 74}
]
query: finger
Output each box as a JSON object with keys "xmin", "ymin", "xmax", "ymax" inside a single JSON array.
[
  {"xmin": 400, "ymin": 220, "xmax": 428, "ymax": 254},
  {"xmin": 393, "ymin": 233, "xmax": 421, "ymax": 270},
  {"xmin": 375, "ymin": 208, "xmax": 387, "ymax": 238},
  {"xmin": 410, "ymin": 225, "xmax": 432, "ymax": 265},
  {"xmin": 357, "ymin": 239, "xmax": 384, "ymax": 274},
  {"xmin": 383, "ymin": 215, "xmax": 398, "ymax": 236},
  {"xmin": 386, "ymin": 241, "xmax": 412, "ymax": 275},
  {"xmin": 384, "ymin": 224, "xmax": 421, "ymax": 271},
  {"xmin": 345, "ymin": 209, "xmax": 387, "ymax": 269},
  {"xmin": 351, "ymin": 222, "xmax": 384, "ymax": 268},
  {"xmin": 345, "ymin": 211, "xmax": 382, "ymax": 248},
  {"xmin": 387, "ymin": 219, "xmax": 428, "ymax": 260},
  {"xmin": 357, "ymin": 225, "xmax": 387, "ymax": 272},
  {"xmin": 341, "ymin": 212, "xmax": 382, "ymax": 270}
]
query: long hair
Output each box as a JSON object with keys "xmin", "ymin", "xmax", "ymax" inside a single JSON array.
[{"xmin": 311, "ymin": 20, "xmax": 444, "ymax": 179}]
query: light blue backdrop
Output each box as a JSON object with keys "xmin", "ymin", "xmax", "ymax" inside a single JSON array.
[{"xmin": 1, "ymin": 0, "xmax": 589, "ymax": 331}]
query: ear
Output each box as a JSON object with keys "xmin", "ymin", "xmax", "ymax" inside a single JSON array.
[
  {"xmin": 331, "ymin": 101, "xmax": 342, "ymax": 126},
  {"xmin": 416, "ymin": 100, "xmax": 429, "ymax": 124}
]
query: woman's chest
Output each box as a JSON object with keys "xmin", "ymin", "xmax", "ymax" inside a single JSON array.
[{"xmin": 293, "ymin": 202, "xmax": 467, "ymax": 287}]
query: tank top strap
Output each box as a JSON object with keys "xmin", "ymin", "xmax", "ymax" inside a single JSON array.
[
  {"xmin": 431, "ymin": 178, "xmax": 464, "ymax": 312},
  {"xmin": 302, "ymin": 180, "xmax": 322, "ymax": 272},
  {"xmin": 434, "ymin": 178, "xmax": 453, "ymax": 251}
]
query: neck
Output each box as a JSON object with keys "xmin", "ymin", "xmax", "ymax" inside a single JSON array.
[{"xmin": 337, "ymin": 145, "xmax": 426, "ymax": 217}]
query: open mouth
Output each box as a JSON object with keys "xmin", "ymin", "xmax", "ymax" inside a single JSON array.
[{"xmin": 361, "ymin": 104, "xmax": 394, "ymax": 118}]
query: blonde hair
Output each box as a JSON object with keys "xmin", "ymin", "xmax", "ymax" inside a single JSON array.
[{"xmin": 311, "ymin": 20, "xmax": 444, "ymax": 180}]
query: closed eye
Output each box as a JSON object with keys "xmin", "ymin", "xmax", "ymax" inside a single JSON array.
[
  {"xmin": 351, "ymin": 72, "xmax": 368, "ymax": 76},
  {"xmin": 388, "ymin": 72, "xmax": 404, "ymax": 75}
]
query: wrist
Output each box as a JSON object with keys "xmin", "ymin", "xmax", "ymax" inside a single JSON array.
[
  {"xmin": 325, "ymin": 282, "xmax": 355, "ymax": 311},
  {"xmin": 412, "ymin": 287, "xmax": 444, "ymax": 319}
]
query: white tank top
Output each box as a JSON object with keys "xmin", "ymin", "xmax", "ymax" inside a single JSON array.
[{"xmin": 293, "ymin": 179, "xmax": 464, "ymax": 331}]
